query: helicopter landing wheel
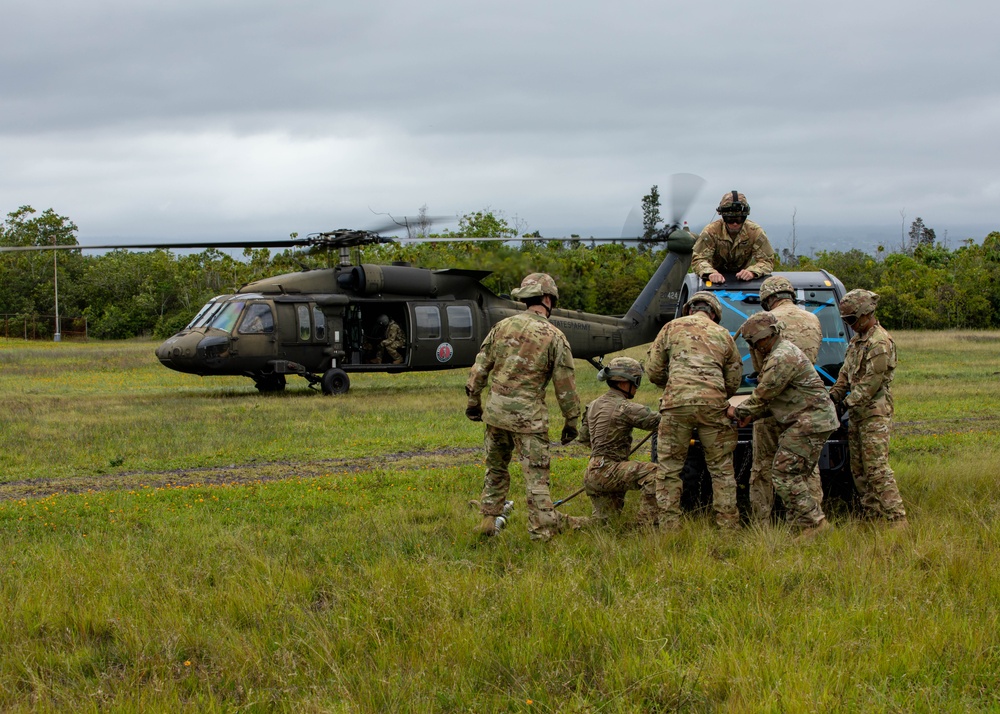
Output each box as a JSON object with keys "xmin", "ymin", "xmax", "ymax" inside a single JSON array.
[
  {"xmin": 254, "ymin": 374, "xmax": 286, "ymax": 393},
  {"xmin": 321, "ymin": 368, "xmax": 350, "ymax": 395}
]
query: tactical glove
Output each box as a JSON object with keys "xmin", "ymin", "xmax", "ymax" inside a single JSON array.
[
  {"xmin": 465, "ymin": 405, "xmax": 483, "ymax": 422},
  {"xmin": 560, "ymin": 423, "xmax": 579, "ymax": 445}
]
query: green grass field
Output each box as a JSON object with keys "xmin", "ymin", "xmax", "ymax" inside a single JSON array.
[{"xmin": 1, "ymin": 332, "xmax": 999, "ymax": 712}]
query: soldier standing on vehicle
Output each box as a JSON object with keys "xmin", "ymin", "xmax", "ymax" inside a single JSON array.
[
  {"xmin": 578, "ymin": 357, "xmax": 661, "ymax": 526},
  {"xmin": 748, "ymin": 276, "xmax": 825, "ymax": 522},
  {"xmin": 375, "ymin": 314, "xmax": 405, "ymax": 365},
  {"xmin": 692, "ymin": 191, "xmax": 774, "ymax": 284},
  {"xmin": 465, "ymin": 273, "xmax": 585, "ymax": 541},
  {"xmin": 729, "ymin": 312, "xmax": 836, "ymax": 537},
  {"xmin": 829, "ymin": 289, "xmax": 907, "ymax": 526},
  {"xmin": 646, "ymin": 292, "xmax": 742, "ymax": 530}
]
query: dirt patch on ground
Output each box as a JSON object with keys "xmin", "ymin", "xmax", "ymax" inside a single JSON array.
[{"xmin": 0, "ymin": 447, "xmax": 484, "ymax": 502}]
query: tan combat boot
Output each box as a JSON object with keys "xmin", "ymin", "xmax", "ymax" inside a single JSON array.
[{"xmin": 474, "ymin": 515, "xmax": 497, "ymax": 537}]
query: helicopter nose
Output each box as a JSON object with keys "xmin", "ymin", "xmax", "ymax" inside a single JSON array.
[{"xmin": 155, "ymin": 331, "xmax": 223, "ymax": 373}]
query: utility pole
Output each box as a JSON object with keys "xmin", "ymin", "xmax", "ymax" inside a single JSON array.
[{"xmin": 52, "ymin": 229, "xmax": 61, "ymax": 342}]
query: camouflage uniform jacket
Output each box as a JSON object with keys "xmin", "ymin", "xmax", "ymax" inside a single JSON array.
[
  {"xmin": 579, "ymin": 389, "xmax": 660, "ymax": 462},
  {"xmin": 466, "ymin": 311, "xmax": 580, "ymax": 433},
  {"xmin": 735, "ymin": 338, "xmax": 838, "ymax": 435},
  {"xmin": 750, "ymin": 300, "xmax": 822, "ymax": 372},
  {"xmin": 645, "ymin": 313, "xmax": 742, "ymax": 410},
  {"xmin": 382, "ymin": 320, "xmax": 404, "ymax": 348},
  {"xmin": 692, "ymin": 219, "xmax": 775, "ymax": 278},
  {"xmin": 829, "ymin": 320, "xmax": 895, "ymax": 420}
]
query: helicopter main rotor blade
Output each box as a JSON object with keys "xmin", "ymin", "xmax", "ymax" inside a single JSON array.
[
  {"xmin": 0, "ymin": 238, "xmax": 309, "ymax": 253},
  {"xmin": 620, "ymin": 205, "xmax": 643, "ymax": 241},
  {"xmin": 669, "ymin": 173, "xmax": 707, "ymax": 226}
]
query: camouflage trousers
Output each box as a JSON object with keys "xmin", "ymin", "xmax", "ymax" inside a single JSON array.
[
  {"xmin": 379, "ymin": 337, "xmax": 405, "ymax": 363},
  {"xmin": 750, "ymin": 416, "xmax": 824, "ymax": 522},
  {"xmin": 655, "ymin": 405, "xmax": 737, "ymax": 529},
  {"xmin": 768, "ymin": 429, "xmax": 831, "ymax": 529},
  {"xmin": 848, "ymin": 412, "xmax": 906, "ymax": 521},
  {"xmin": 583, "ymin": 457, "xmax": 659, "ymax": 524},
  {"xmin": 480, "ymin": 425, "xmax": 571, "ymax": 541}
]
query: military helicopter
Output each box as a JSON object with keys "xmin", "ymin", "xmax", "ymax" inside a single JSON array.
[{"xmin": 1, "ymin": 175, "xmax": 710, "ymax": 394}]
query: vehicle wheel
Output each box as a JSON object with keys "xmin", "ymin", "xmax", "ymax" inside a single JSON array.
[
  {"xmin": 321, "ymin": 368, "xmax": 350, "ymax": 395},
  {"xmin": 254, "ymin": 374, "xmax": 286, "ymax": 392}
]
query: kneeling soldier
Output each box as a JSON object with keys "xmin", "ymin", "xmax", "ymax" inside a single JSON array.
[
  {"xmin": 729, "ymin": 312, "xmax": 836, "ymax": 537},
  {"xmin": 578, "ymin": 357, "xmax": 661, "ymax": 526}
]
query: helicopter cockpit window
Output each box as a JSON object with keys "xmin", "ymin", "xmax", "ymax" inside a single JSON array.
[
  {"xmin": 238, "ymin": 303, "xmax": 274, "ymax": 335},
  {"xmin": 188, "ymin": 299, "xmax": 226, "ymax": 330},
  {"xmin": 313, "ymin": 306, "xmax": 327, "ymax": 341},
  {"xmin": 446, "ymin": 306, "xmax": 473, "ymax": 340},
  {"xmin": 209, "ymin": 301, "xmax": 246, "ymax": 333},
  {"xmin": 414, "ymin": 306, "xmax": 441, "ymax": 340},
  {"xmin": 296, "ymin": 305, "xmax": 311, "ymax": 341}
]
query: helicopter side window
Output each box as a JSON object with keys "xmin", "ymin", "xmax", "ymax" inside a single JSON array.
[
  {"xmin": 313, "ymin": 306, "xmax": 327, "ymax": 341},
  {"xmin": 238, "ymin": 303, "xmax": 274, "ymax": 335},
  {"xmin": 296, "ymin": 305, "xmax": 311, "ymax": 341},
  {"xmin": 446, "ymin": 306, "xmax": 473, "ymax": 339},
  {"xmin": 414, "ymin": 306, "xmax": 441, "ymax": 339}
]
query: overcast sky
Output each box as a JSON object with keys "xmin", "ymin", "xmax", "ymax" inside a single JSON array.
[{"xmin": 2, "ymin": 0, "xmax": 997, "ymax": 254}]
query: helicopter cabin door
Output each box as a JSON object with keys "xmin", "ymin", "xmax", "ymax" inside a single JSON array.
[
  {"xmin": 231, "ymin": 300, "xmax": 278, "ymax": 361},
  {"xmin": 408, "ymin": 301, "xmax": 479, "ymax": 370}
]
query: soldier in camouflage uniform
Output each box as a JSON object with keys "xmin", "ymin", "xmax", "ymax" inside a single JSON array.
[
  {"xmin": 646, "ymin": 292, "xmax": 742, "ymax": 529},
  {"xmin": 465, "ymin": 273, "xmax": 585, "ymax": 541},
  {"xmin": 578, "ymin": 357, "xmax": 661, "ymax": 525},
  {"xmin": 829, "ymin": 289, "xmax": 906, "ymax": 525},
  {"xmin": 730, "ymin": 312, "xmax": 835, "ymax": 536},
  {"xmin": 692, "ymin": 191, "xmax": 774, "ymax": 283},
  {"xmin": 375, "ymin": 314, "xmax": 406, "ymax": 364},
  {"xmin": 748, "ymin": 276, "xmax": 825, "ymax": 522}
]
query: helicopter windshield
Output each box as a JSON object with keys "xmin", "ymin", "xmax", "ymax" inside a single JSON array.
[
  {"xmin": 207, "ymin": 301, "xmax": 246, "ymax": 334},
  {"xmin": 711, "ymin": 288, "xmax": 847, "ymax": 391},
  {"xmin": 186, "ymin": 298, "xmax": 227, "ymax": 330}
]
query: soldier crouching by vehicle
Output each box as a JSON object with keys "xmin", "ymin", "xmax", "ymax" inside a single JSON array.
[
  {"xmin": 577, "ymin": 357, "xmax": 660, "ymax": 527},
  {"xmin": 829, "ymin": 289, "xmax": 906, "ymax": 527},
  {"xmin": 728, "ymin": 312, "xmax": 835, "ymax": 538}
]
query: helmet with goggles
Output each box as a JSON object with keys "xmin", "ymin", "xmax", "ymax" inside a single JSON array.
[
  {"xmin": 682, "ymin": 291, "xmax": 723, "ymax": 323},
  {"xmin": 717, "ymin": 190, "xmax": 751, "ymax": 224},
  {"xmin": 597, "ymin": 356, "xmax": 644, "ymax": 388}
]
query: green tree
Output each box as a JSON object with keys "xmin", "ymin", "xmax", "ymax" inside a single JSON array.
[{"xmin": 641, "ymin": 185, "xmax": 662, "ymax": 240}]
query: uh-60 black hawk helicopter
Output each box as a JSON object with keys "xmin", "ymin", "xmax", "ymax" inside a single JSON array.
[
  {"xmin": 150, "ymin": 175, "xmax": 720, "ymax": 394},
  {"xmin": 153, "ymin": 221, "xmax": 699, "ymax": 395}
]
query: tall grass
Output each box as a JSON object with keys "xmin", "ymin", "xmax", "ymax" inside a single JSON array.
[{"xmin": 1, "ymin": 332, "xmax": 999, "ymax": 711}]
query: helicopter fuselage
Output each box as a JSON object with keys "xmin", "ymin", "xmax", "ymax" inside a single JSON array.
[{"xmin": 155, "ymin": 242, "xmax": 695, "ymax": 393}]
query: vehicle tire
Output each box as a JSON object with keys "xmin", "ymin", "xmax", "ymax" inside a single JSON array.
[
  {"xmin": 254, "ymin": 374, "xmax": 286, "ymax": 393},
  {"xmin": 321, "ymin": 368, "xmax": 350, "ymax": 395}
]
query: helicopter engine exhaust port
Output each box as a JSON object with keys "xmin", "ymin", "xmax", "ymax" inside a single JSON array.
[{"xmin": 321, "ymin": 368, "xmax": 351, "ymax": 395}]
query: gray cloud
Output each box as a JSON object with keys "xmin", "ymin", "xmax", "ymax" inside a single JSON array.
[{"xmin": 1, "ymin": 0, "xmax": 996, "ymax": 247}]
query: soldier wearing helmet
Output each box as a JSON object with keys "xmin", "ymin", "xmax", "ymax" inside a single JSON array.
[
  {"xmin": 577, "ymin": 357, "xmax": 661, "ymax": 525},
  {"xmin": 465, "ymin": 272, "xmax": 586, "ymax": 540},
  {"xmin": 748, "ymin": 276, "xmax": 825, "ymax": 521},
  {"xmin": 691, "ymin": 190, "xmax": 775, "ymax": 284},
  {"xmin": 373, "ymin": 314, "xmax": 405, "ymax": 365},
  {"xmin": 645, "ymin": 291, "xmax": 743, "ymax": 529},
  {"xmin": 728, "ymin": 312, "xmax": 836, "ymax": 537},
  {"xmin": 829, "ymin": 289, "xmax": 906, "ymax": 525}
]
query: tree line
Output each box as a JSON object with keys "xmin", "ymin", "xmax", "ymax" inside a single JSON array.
[{"xmin": 1, "ymin": 205, "xmax": 998, "ymax": 339}]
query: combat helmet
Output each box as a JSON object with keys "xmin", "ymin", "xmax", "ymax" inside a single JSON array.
[
  {"xmin": 598, "ymin": 356, "xmax": 644, "ymax": 388},
  {"xmin": 682, "ymin": 291, "xmax": 723, "ymax": 323},
  {"xmin": 739, "ymin": 311, "xmax": 781, "ymax": 347},
  {"xmin": 378, "ymin": 314, "xmax": 390, "ymax": 326},
  {"xmin": 759, "ymin": 276, "xmax": 796, "ymax": 309},
  {"xmin": 511, "ymin": 272, "xmax": 559, "ymax": 305},
  {"xmin": 839, "ymin": 289, "xmax": 879, "ymax": 324},
  {"xmin": 717, "ymin": 190, "xmax": 751, "ymax": 220}
]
